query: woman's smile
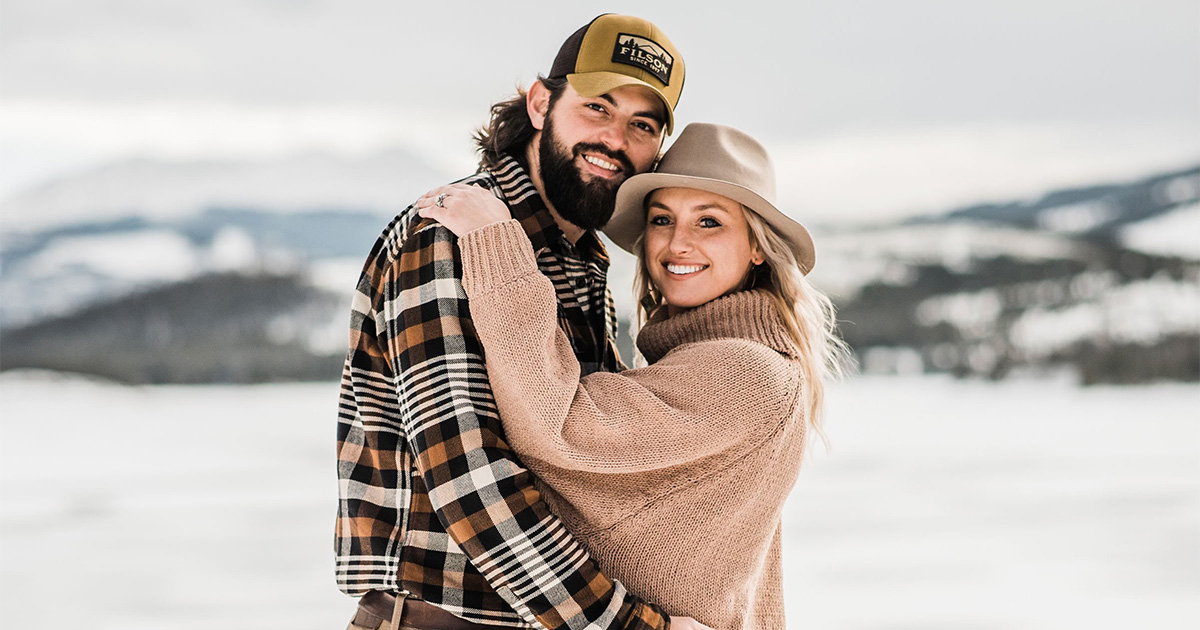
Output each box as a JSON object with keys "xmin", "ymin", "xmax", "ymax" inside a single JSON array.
[{"xmin": 664, "ymin": 262, "xmax": 709, "ymax": 276}]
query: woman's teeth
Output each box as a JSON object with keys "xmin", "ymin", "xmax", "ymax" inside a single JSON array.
[{"xmin": 667, "ymin": 264, "xmax": 706, "ymax": 275}]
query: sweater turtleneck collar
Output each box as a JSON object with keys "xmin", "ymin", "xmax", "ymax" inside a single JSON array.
[{"xmin": 635, "ymin": 290, "xmax": 803, "ymax": 364}]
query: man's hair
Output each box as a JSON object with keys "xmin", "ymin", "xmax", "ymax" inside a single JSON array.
[{"xmin": 474, "ymin": 76, "xmax": 569, "ymax": 170}]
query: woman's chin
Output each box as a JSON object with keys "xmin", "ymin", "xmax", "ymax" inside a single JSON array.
[{"xmin": 661, "ymin": 295, "xmax": 708, "ymax": 315}]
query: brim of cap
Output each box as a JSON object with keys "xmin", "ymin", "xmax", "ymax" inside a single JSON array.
[
  {"xmin": 567, "ymin": 72, "xmax": 676, "ymax": 135},
  {"xmin": 605, "ymin": 173, "xmax": 817, "ymax": 274}
]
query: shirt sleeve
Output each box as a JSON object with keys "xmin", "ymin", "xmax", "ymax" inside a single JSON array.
[
  {"xmin": 459, "ymin": 220, "xmax": 796, "ymax": 474},
  {"xmin": 375, "ymin": 215, "xmax": 669, "ymax": 630}
]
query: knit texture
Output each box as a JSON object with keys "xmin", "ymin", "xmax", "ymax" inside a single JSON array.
[{"xmin": 460, "ymin": 220, "xmax": 809, "ymax": 630}]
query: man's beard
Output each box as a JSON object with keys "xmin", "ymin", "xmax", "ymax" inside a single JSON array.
[{"xmin": 538, "ymin": 116, "xmax": 636, "ymax": 232}]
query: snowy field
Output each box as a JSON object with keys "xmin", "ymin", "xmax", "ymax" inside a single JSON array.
[{"xmin": 1, "ymin": 371, "xmax": 1196, "ymax": 630}]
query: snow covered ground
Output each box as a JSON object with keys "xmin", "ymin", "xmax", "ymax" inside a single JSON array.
[{"xmin": 1, "ymin": 372, "xmax": 1196, "ymax": 629}]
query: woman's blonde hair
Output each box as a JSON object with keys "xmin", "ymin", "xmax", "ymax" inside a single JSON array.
[{"xmin": 633, "ymin": 203, "xmax": 851, "ymax": 446}]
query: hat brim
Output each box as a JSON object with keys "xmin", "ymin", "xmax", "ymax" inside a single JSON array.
[
  {"xmin": 567, "ymin": 72, "xmax": 676, "ymax": 135},
  {"xmin": 605, "ymin": 173, "xmax": 816, "ymax": 274}
]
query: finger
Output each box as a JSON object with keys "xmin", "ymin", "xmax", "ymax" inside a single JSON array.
[
  {"xmin": 416, "ymin": 192, "xmax": 451, "ymax": 210},
  {"xmin": 416, "ymin": 186, "xmax": 453, "ymax": 205},
  {"xmin": 443, "ymin": 183, "xmax": 487, "ymax": 200},
  {"xmin": 418, "ymin": 209, "xmax": 447, "ymax": 224}
]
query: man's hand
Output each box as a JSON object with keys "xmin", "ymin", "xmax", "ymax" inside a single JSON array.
[
  {"xmin": 416, "ymin": 183, "xmax": 511, "ymax": 237},
  {"xmin": 669, "ymin": 616, "xmax": 715, "ymax": 630}
]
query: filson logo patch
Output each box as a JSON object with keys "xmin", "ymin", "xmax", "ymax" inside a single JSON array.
[{"xmin": 611, "ymin": 33, "xmax": 673, "ymax": 85}]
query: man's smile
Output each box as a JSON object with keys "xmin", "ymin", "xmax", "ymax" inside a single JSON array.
[{"xmin": 579, "ymin": 152, "xmax": 624, "ymax": 179}]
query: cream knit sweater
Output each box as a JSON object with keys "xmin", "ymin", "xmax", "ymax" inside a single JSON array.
[{"xmin": 460, "ymin": 220, "xmax": 808, "ymax": 630}]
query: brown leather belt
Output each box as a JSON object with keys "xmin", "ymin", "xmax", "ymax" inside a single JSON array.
[{"xmin": 350, "ymin": 591, "xmax": 497, "ymax": 630}]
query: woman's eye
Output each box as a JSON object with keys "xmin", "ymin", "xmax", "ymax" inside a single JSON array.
[
  {"xmin": 700, "ymin": 217, "xmax": 721, "ymax": 228},
  {"xmin": 648, "ymin": 215, "xmax": 671, "ymax": 226}
]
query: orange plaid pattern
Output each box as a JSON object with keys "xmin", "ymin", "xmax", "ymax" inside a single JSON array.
[{"xmin": 335, "ymin": 156, "xmax": 667, "ymax": 630}]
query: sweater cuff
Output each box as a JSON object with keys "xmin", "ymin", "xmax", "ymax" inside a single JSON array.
[{"xmin": 459, "ymin": 219, "xmax": 540, "ymax": 295}]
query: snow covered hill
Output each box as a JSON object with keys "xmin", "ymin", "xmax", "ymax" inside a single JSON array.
[
  {"xmin": 0, "ymin": 146, "xmax": 455, "ymax": 327},
  {"xmin": 0, "ymin": 209, "xmax": 387, "ymax": 328},
  {"xmin": 1, "ymin": 161, "xmax": 1196, "ymax": 384},
  {"xmin": 0, "ymin": 148, "xmax": 452, "ymax": 231},
  {"xmin": 1118, "ymin": 202, "xmax": 1200, "ymax": 258},
  {"xmin": 815, "ymin": 216, "xmax": 1198, "ymax": 383},
  {"xmin": 928, "ymin": 166, "xmax": 1199, "ymax": 240}
]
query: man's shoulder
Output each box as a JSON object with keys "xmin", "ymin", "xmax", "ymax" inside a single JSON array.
[{"xmin": 368, "ymin": 171, "xmax": 505, "ymax": 261}]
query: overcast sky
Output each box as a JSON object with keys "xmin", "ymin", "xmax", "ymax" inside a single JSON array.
[{"xmin": 1, "ymin": 0, "xmax": 1197, "ymax": 222}]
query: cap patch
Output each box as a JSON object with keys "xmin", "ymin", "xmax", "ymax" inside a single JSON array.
[{"xmin": 611, "ymin": 33, "xmax": 673, "ymax": 85}]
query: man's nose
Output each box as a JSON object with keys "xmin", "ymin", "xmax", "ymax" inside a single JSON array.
[{"xmin": 597, "ymin": 120, "xmax": 628, "ymax": 153}]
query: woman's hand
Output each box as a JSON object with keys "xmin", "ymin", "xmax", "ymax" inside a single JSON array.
[
  {"xmin": 416, "ymin": 183, "xmax": 511, "ymax": 237},
  {"xmin": 669, "ymin": 616, "xmax": 714, "ymax": 630}
]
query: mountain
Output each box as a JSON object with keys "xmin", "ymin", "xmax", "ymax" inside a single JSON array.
[
  {"xmin": 0, "ymin": 146, "xmax": 459, "ymax": 328},
  {"xmin": 808, "ymin": 166, "xmax": 1199, "ymax": 384},
  {"xmin": 819, "ymin": 221, "xmax": 1197, "ymax": 384},
  {"xmin": 0, "ymin": 208, "xmax": 388, "ymax": 328},
  {"xmin": 911, "ymin": 166, "xmax": 1199, "ymax": 249},
  {"xmin": 0, "ymin": 272, "xmax": 345, "ymax": 384},
  {"xmin": 0, "ymin": 148, "xmax": 454, "ymax": 231},
  {"xmin": 1, "ymin": 162, "xmax": 1197, "ymax": 385}
]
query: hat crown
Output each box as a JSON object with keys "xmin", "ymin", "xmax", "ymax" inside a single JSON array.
[
  {"xmin": 655, "ymin": 123, "xmax": 776, "ymax": 203},
  {"xmin": 605, "ymin": 122, "xmax": 817, "ymax": 274},
  {"xmin": 550, "ymin": 14, "xmax": 685, "ymax": 134}
]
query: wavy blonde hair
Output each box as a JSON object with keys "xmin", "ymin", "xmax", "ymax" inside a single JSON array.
[{"xmin": 633, "ymin": 204, "xmax": 851, "ymax": 446}]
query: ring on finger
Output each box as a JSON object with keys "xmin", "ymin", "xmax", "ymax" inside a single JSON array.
[{"xmin": 435, "ymin": 193, "xmax": 448, "ymax": 208}]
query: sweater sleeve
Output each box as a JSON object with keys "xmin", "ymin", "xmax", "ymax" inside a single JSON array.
[
  {"xmin": 460, "ymin": 220, "xmax": 796, "ymax": 474},
  {"xmin": 378, "ymin": 216, "xmax": 669, "ymax": 630}
]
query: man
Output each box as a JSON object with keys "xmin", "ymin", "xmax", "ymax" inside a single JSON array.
[{"xmin": 336, "ymin": 14, "xmax": 700, "ymax": 630}]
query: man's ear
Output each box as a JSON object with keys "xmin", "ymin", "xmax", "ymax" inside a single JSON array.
[{"xmin": 527, "ymin": 81, "xmax": 551, "ymax": 131}]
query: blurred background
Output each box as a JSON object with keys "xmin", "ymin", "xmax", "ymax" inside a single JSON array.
[{"xmin": 1, "ymin": 1, "xmax": 1197, "ymax": 628}]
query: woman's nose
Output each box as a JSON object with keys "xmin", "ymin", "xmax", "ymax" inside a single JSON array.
[{"xmin": 669, "ymin": 227, "xmax": 694, "ymax": 253}]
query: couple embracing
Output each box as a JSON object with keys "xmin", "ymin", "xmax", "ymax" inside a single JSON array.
[{"xmin": 336, "ymin": 14, "xmax": 845, "ymax": 630}]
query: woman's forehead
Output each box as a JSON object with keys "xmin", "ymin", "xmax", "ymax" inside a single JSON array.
[{"xmin": 647, "ymin": 187, "xmax": 740, "ymax": 212}]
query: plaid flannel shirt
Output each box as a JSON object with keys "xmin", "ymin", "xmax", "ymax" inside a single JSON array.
[{"xmin": 335, "ymin": 155, "xmax": 669, "ymax": 630}]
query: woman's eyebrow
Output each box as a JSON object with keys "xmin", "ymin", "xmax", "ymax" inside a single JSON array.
[{"xmin": 693, "ymin": 203, "xmax": 734, "ymax": 214}]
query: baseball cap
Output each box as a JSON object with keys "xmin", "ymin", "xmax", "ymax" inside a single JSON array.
[{"xmin": 549, "ymin": 14, "xmax": 686, "ymax": 134}]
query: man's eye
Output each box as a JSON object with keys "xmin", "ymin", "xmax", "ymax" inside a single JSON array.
[
  {"xmin": 586, "ymin": 103, "xmax": 606, "ymax": 113},
  {"xmin": 633, "ymin": 121, "xmax": 656, "ymax": 133}
]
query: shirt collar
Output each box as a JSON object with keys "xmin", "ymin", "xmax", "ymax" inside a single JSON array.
[{"xmin": 485, "ymin": 154, "xmax": 611, "ymax": 270}]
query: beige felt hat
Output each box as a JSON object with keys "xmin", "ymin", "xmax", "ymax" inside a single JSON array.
[{"xmin": 605, "ymin": 122, "xmax": 816, "ymax": 274}]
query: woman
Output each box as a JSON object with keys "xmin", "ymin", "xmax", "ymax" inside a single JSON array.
[{"xmin": 417, "ymin": 123, "xmax": 846, "ymax": 630}]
